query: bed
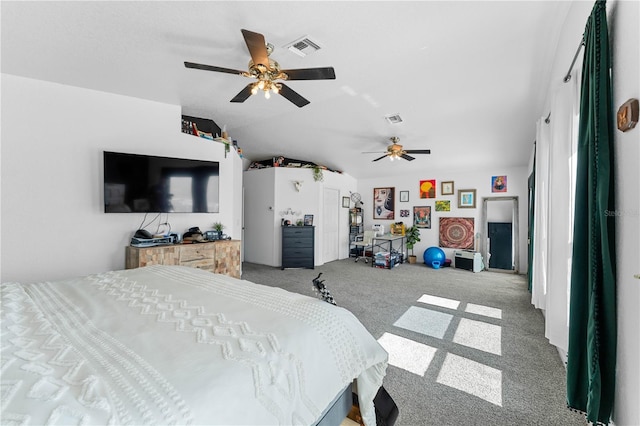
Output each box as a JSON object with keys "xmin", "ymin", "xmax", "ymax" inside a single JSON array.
[{"xmin": 1, "ymin": 265, "xmax": 388, "ymax": 425}]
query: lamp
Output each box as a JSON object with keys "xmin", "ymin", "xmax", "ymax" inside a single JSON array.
[{"xmin": 244, "ymin": 47, "xmax": 286, "ymax": 100}]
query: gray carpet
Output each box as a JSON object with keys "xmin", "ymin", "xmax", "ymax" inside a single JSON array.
[{"xmin": 241, "ymin": 259, "xmax": 586, "ymax": 426}]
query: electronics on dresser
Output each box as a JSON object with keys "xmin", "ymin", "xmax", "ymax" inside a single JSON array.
[
  {"xmin": 204, "ymin": 230, "xmax": 231, "ymax": 241},
  {"xmin": 130, "ymin": 235, "xmax": 174, "ymax": 248},
  {"xmin": 103, "ymin": 151, "xmax": 220, "ymax": 214}
]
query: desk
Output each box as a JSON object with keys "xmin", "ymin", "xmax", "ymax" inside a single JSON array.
[{"xmin": 371, "ymin": 234, "xmax": 406, "ymax": 268}]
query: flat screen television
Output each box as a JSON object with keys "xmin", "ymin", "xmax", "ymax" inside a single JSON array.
[{"xmin": 103, "ymin": 151, "xmax": 220, "ymax": 213}]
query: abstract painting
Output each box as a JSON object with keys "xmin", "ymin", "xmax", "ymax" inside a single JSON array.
[
  {"xmin": 419, "ymin": 179, "xmax": 436, "ymax": 199},
  {"xmin": 435, "ymin": 200, "xmax": 451, "ymax": 212}
]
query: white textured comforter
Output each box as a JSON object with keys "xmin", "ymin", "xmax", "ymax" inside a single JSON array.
[{"xmin": 1, "ymin": 265, "xmax": 387, "ymax": 425}]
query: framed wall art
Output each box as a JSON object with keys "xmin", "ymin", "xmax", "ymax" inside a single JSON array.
[
  {"xmin": 413, "ymin": 206, "xmax": 431, "ymax": 229},
  {"xmin": 441, "ymin": 181, "xmax": 454, "ymax": 195},
  {"xmin": 419, "ymin": 179, "xmax": 436, "ymax": 199},
  {"xmin": 342, "ymin": 196, "xmax": 350, "ymax": 208},
  {"xmin": 491, "ymin": 175, "xmax": 507, "ymax": 192},
  {"xmin": 373, "ymin": 187, "xmax": 395, "ymax": 219},
  {"xmin": 435, "ymin": 200, "xmax": 451, "ymax": 212},
  {"xmin": 399, "ymin": 190, "xmax": 409, "ymax": 202},
  {"xmin": 458, "ymin": 189, "xmax": 476, "ymax": 208}
]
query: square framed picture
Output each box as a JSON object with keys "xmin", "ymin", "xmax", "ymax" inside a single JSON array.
[
  {"xmin": 458, "ymin": 189, "xmax": 476, "ymax": 208},
  {"xmin": 441, "ymin": 181, "xmax": 454, "ymax": 195},
  {"xmin": 304, "ymin": 214, "xmax": 314, "ymax": 226},
  {"xmin": 399, "ymin": 191, "xmax": 409, "ymax": 202},
  {"xmin": 491, "ymin": 175, "xmax": 507, "ymax": 192},
  {"xmin": 373, "ymin": 187, "xmax": 395, "ymax": 219},
  {"xmin": 342, "ymin": 196, "xmax": 350, "ymax": 208}
]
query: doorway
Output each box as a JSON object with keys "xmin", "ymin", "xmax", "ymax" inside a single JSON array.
[{"xmin": 481, "ymin": 196, "xmax": 519, "ymax": 273}]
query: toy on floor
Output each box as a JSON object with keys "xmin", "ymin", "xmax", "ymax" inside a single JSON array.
[{"xmin": 311, "ymin": 273, "xmax": 336, "ymax": 305}]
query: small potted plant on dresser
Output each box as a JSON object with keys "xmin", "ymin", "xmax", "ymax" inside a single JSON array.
[
  {"xmin": 213, "ymin": 222, "xmax": 225, "ymax": 239},
  {"xmin": 405, "ymin": 225, "xmax": 421, "ymax": 264}
]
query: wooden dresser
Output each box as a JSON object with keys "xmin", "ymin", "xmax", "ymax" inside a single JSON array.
[
  {"xmin": 281, "ymin": 226, "xmax": 315, "ymax": 270},
  {"xmin": 126, "ymin": 240, "xmax": 241, "ymax": 278}
]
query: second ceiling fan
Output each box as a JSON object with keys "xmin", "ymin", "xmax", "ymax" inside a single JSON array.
[
  {"xmin": 184, "ymin": 29, "xmax": 336, "ymax": 107},
  {"xmin": 364, "ymin": 137, "xmax": 431, "ymax": 162}
]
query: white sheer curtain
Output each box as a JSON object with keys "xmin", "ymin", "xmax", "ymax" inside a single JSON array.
[
  {"xmin": 545, "ymin": 66, "xmax": 580, "ymax": 355},
  {"xmin": 531, "ymin": 65, "xmax": 581, "ymax": 355},
  {"xmin": 531, "ymin": 118, "xmax": 550, "ymax": 310}
]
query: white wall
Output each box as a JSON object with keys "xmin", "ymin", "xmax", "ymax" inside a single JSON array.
[
  {"xmin": 357, "ymin": 166, "xmax": 529, "ymax": 269},
  {"xmin": 538, "ymin": 1, "xmax": 639, "ymax": 424},
  {"xmin": 609, "ymin": 1, "xmax": 640, "ymax": 424},
  {"xmin": 1, "ymin": 75, "xmax": 243, "ymax": 283}
]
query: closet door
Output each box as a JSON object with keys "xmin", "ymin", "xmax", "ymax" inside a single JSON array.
[{"xmin": 322, "ymin": 188, "xmax": 340, "ymax": 263}]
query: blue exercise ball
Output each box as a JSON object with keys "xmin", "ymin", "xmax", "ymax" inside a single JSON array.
[{"xmin": 423, "ymin": 247, "xmax": 446, "ymax": 269}]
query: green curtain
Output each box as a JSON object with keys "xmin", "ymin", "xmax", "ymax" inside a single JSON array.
[{"xmin": 566, "ymin": 1, "xmax": 617, "ymax": 425}]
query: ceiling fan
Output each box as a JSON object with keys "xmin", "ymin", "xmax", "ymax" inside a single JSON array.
[
  {"xmin": 363, "ymin": 137, "xmax": 431, "ymax": 162},
  {"xmin": 184, "ymin": 29, "xmax": 336, "ymax": 108}
]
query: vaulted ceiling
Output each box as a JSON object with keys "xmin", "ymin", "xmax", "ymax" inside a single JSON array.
[{"xmin": 1, "ymin": 1, "xmax": 569, "ymax": 178}]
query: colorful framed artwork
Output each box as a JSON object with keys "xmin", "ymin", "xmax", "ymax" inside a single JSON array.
[
  {"xmin": 399, "ymin": 190, "xmax": 409, "ymax": 202},
  {"xmin": 435, "ymin": 200, "xmax": 451, "ymax": 212},
  {"xmin": 441, "ymin": 181, "xmax": 454, "ymax": 195},
  {"xmin": 492, "ymin": 175, "xmax": 507, "ymax": 192},
  {"xmin": 342, "ymin": 196, "xmax": 350, "ymax": 208},
  {"xmin": 373, "ymin": 187, "xmax": 395, "ymax": 219},
  {"xmin": 419, "ymin": 179, "xmax": 436, "ymax": 199},
  {"xmin": 413, "ymin": 206, "xmax": 431, "ymax": 229},
  {"xmin": 458, "ymin": 189, "xmax": 476, "ymax": 208},
  {"xmin": 439, "ymin": 217, "xmax": 475, "ymax": 249}
]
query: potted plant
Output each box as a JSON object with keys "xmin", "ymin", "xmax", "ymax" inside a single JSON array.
[
  {"xmin": 312, "ymin": 166, "xmax": 324, "ymax": 182},
  {"xmin": 405, "ymin": 225, "xmax": 421, "ymax": 264},
  {"xmin": 213, "ymin": 221, "xmax": 225, "ymax": 238}
]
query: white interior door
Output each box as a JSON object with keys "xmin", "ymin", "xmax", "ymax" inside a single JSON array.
[{"xmin": 323, "ymin": 188, "xmax": 340, "ymax": 263}]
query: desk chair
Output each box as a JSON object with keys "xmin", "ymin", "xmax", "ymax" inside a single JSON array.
[{"xmin": 353, "ymin": 230, "xmax": 376, "ymax": 263}]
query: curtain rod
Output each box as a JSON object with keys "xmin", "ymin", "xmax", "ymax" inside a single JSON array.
[{"xmin": 563, "ymin": 38, "xmax": 586, "ymax": 83}]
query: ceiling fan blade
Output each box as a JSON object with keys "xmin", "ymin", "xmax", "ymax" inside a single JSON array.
[
  {"xmin": 230, "ymin": 84, "xmax": 254, "ymax": 103},
  {"xmin": 278, "ymin": 83, "xmax": 310, "ymax": 107},
  {"xmin": 184, "ymin": 61, "xmax": 245, "ymax": 75},
  {"xmin": 372, "ymin": 155, "xmax": 389, "ymax": 162},
  {"xmin": 241, "ymin": 29, "xmax": 269, "ymax": 68},
  {"xmin": 280, "ymin": 67, "xmax": 336, "ymax": 80},
  {"xmin": 404, "ymin": 149, "xmax": 431, "ymax": 154},
  {"xmin": 401, "ymin": 154, "xmax": 416, "ymax": 161},
  {"xmin": 361, "ymin": 151, "xmax": 387, "ymax": 154}
]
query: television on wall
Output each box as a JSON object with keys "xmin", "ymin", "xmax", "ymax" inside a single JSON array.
[{"xmin": 103, "ymin": 151, "xmax": 220, "ymax": 213}]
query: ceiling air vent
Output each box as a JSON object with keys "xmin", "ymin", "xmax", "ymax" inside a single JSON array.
[
  {"xmin": 385, "ymin": 114, "xmax": 403, "ymax": 124},
  {"xmin": 284, "ymin": 35, "xmax": 322, "ymax": 57}
]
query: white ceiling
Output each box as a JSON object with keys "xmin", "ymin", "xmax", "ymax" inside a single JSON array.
[{"xmin": 1, "ymin": 1, "xmax": 569, "ymax": 179}]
